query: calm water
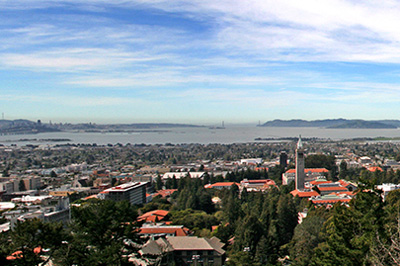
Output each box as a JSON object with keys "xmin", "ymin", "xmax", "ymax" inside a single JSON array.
[{"xmin": 1, "ymin": 126, "xmax": 400, "ymax": 145}]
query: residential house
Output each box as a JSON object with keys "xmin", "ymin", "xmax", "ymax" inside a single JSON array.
[{"xmin": 139, "ymin": 236, "xmax": 225, "ymax": 266}]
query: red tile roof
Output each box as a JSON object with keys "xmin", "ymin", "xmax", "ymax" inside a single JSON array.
[
  {"xmin": 368, "ymin": 166, "xmax": 383, "ymax": 172},
  {"xmin": 290, "ymin": 189, "xmax": 319, "ymax": 197},
  {"xmin": 310, "ymin": 180, "xmax": 332, "ymax": 185},
  {"xmin": 204, "ymin": 182, "xmax": 239, "ymax": 189},
  {"xmin": 243, "ymin": 179, "xmax": 276, "ymax": 185},
  {"xmin": 318, "ymin": 186, "xmax": 348, "ymax": 192},
  {"xmin": 138, "ymin": 210, "xmax": 169, "ymax": 223},
  {"xmin": 338, "ymin": 180, "xmax": 350, "ymax": 186},
  {"xmin": 286, "ymin": 168, "xmax": 329, "ymax": 173},
  {"xmin": 138, "ymin": 227, "xmax": 190, "ymax": 236},
  {"xmin": 153, "ymin": 189, "xmax": 177, "ymax": 198}
]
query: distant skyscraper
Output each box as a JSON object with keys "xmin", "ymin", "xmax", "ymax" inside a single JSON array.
[
  {"xmin": 279, "ymin": 151, "xmax": 288, "ymax": 168},
  {"xmin": 295, "ymin": 136, "xmax": 305, "ymax": 191}
]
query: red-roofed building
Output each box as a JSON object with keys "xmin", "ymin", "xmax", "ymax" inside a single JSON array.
[
  {"xmin": 368, "ymin": 166, "xmax": 383, "ymax": 172},
  {"xmin": 282, "ymin": 168, "xmax": 329, "ymax": 185},
  {"xmin": 153, "ymin": 189, "xmax": 177, "ymax": 198},
  {"xmin": 204, "ymin": 182, "xmax": 239, "ymax": 190},
  {"xmin": 290, "ymin": 189, "xmax": 320, "ymax": 198},
  {"xmin": 310, "ymin": 193, "xmax": 352, "ymax": 206},
  {"xmin": 138, "ymin": 225, "xmax": 191, "ymax": 239},
  {"xmin": 138, "ymin": 210, "xmax": 169, "ymax": 223},
  {"xmin": 338, "ymin": 179, "xmax": 358, "ymax": 191},
  {"xmin": 240, "ymin": 179, "xmax": 276, "ymax": 192},
  {"xmin": 310, "ymin": 179, "xmax": 332, "ymax": 185},
  {"xmin": 317, "ymin": 185, "xmax": 348, "ymax": 195},
  {"xmin": 291, "ymin": 178, "xmax": 356, "ymax": 203}
]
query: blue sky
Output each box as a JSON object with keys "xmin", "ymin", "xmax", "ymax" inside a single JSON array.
[{"xmin": 2, "ymin": 0, "xmax": 400, "ymax": 124}]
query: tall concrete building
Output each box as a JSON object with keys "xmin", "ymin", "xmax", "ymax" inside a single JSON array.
[
  {"xmin": 102, "ymin": 182, "xmax": 148, "ymax": 205},
  {"xmin": 279, "ymin": 151, "xmax": 288, "ymax": 168},
  {"xmin": 295, "ymin": 136, "xmax": 305, "ymax": 191}
]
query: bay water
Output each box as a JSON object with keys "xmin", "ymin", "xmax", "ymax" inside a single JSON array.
[{"xmin": 1, "ymin": 126, "xmax": 400, "ymax": 145}]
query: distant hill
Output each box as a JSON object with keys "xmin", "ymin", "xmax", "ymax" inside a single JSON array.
[
  {"xmin": 260, "ymin": 119, "xmax": 399, "ymax": 129},
  {"xmin": 328, "ymin": 120, "xmax": 397, "ymax": 129}
]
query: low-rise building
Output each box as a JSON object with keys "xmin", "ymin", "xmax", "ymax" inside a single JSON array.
[
  {"xmin": 377, "ymin": 183, "xmax": 400, "ymax": 200},
  {"xmin": 138, "ymin": 224, "xmax": 191, "ymax": 239},
  {"xmin": 240, "ymin": 179, "xmax": 276, "ymax": 192},
  {"xmin": 204, "ymin": 182, "xmax": 239, "ymax": 190},
  {"xmin": 139, "ymin": 236, "xmax": 225, "ymax": 266},
  {"xmin": 310, "ymin": 193, "xmax": 352, "ymax": 206},
  {"xmin": 138, "ymin": 210, "xmax": 169, "ymax": 223},
  {"xmin": 162, "ymin": 172, "xmax": 205, "ymax": 180}
]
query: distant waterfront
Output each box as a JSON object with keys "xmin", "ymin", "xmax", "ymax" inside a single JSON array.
[{"xmin": 2, "ymin": 126, "xmax": 400, "ymax": 145}]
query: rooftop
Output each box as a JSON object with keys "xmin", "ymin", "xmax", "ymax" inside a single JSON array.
[
  {"xmin": 166, "ymin": 236, "xmax": 225, "ymax": 254},
  {"xmin": 103, "ymin": 181, "xmax": 148, "ymax": 193},
  {"xmin": 286, "ymin": 168, "xmax": 329, "ymax": 174}
]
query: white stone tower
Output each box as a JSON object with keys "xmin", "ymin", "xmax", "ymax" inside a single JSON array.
[{"xmin": 295, "ymin": 135, "xmax": 305, "ymax": 191}]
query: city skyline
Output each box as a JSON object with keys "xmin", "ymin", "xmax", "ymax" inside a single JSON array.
[{"xmin": 2, "ymin": 1, "xmax": 400, "ymax": 124}]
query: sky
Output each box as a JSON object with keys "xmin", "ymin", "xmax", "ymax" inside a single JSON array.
[{"xmin": 3, "ymin": 0, "xmax": 400, "ymax": 124}]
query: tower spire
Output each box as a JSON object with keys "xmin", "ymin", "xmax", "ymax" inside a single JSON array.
[
  {"xmin": 297, "ymin": 135, "xmax": 303, "ymax": 149},
  {"xmin": 295, "ymin": 135, "xmax": 305, "ymax": 191}
]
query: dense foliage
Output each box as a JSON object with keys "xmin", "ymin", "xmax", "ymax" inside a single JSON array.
[{"xmin": 0, "ymin": 200, "xmax": 140, "ymax": 266}]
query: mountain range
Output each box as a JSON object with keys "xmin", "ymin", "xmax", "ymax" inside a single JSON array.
[{"xmin": 260, "ymin": 119, "xmax": 400, "ymax": 129}]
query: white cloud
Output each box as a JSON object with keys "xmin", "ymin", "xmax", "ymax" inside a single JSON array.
[
  {"xmin": 1, "ymin": 93, "xmax": 146, "ymax": 107},
  {"xmin": 0, "ymin": 48, "xmax": 165, "ymax": 72},
  {"xmin": 3, "ymin": 0, "xmax": 400, "ymax": 122}
]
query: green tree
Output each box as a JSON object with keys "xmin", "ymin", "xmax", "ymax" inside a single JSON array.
[
  {"xmin": 170, "ymin": 209, "xmax": 218, "ymax": 231},
  {"xmin": 339, "ymin": 160, "xmax": 348, "ymax": 180},
  {"xmin": 155, "ymin": 174, "xmax": 163, "ymax": 190},
  {"xmin": 7, "ymin": 218, "xmax": 66, "ymax": 266},
  {"xmin": 61, "ymin": 200, "xmax": 140, "ymax": 266},
  {"xmin": 312, "ymin": 186, "xmax": 385, "ymax": 266},
  {"xmin": 289, "ymin": 215, "xmax": 326, "ymax": 266},
  {"xmin": 305, "ymin": 154, "xmax": 336, "ymax": 170},
  {"xmin": 0, "ymin": 231, "xmax": 11, "ymax": 266},
  {"xmin": 233, "ymin": 214, "xmax": 263, "ymax": 256}
]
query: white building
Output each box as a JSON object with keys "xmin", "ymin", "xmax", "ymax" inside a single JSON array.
[
  {"xmin": 101, "ymin": 182, "xmax": 148, "ymax": 205},
  {"xmin": 162, "ymin": 172, "xmax": 205, "ymax": 180}
]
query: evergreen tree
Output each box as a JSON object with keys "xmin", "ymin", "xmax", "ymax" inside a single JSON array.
[
  {"xmin": 289, "ymin": 215, "xmax": 326, "ymax": 266},
  {"xmin": 339, "ymin": 160, "xmax": 348, "ymax": 180},
  {"xmin": 62, "ymin": 200, "xmax": 140, "ymax": 266},
  {"xmin": 155, "ymin": 174, "xmax": 163, "ymax": 190},
  {"xmin": 312, "ymin": 186, "xmax": 385, "ymax": 266},
  {"xmin": 8, "ymin": 218, "xmax": 66, "ymax": 266},
  {"xmin": 276, "ymin": 194, "xmax": 298, "ymax": 246}
]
